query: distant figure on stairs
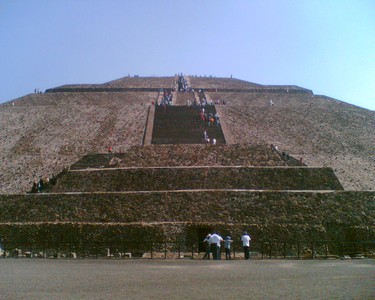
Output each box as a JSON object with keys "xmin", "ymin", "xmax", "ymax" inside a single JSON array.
[{"xmin": 203, "ymin": 130, "xmax": 210, "ymax": 143}]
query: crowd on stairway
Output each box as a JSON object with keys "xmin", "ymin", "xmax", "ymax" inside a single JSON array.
[
  {"xmin": 178, "ymin": 74, "xmax": 191, "ymax": 92},
  {"xmin": 198, "ymin": 99, "xmax": 222, "ymax": 144},
  {"xmin": 200, "ymin": 108, "xmax": 220, "ymax": 128},
  {"xmin": 203, "ymin": 130, "xmax": 217, "ymax": 145},
  {"xmin": 197, "ymin": 93, "xmax": 227, "ymax": 107},
  {"xmin": 198, "ymin": 97, "xmax": 212, "ymax": 106},
  {"xmin": 159, "ymin": 89, "xmax": 173, "ymax": 106},
  {"xmin": 203, "ymin": 131, "xmax": 216, "ymax": 144}
]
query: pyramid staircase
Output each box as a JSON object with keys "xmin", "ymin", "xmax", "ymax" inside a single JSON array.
[{"xmin": 151, "ymin": 105, "xmax": 225, "ymax": 144}]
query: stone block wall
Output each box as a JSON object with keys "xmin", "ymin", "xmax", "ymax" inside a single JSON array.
[
  {"xmin": 0, "ymin": 191, "xmax": 373, "ymax": 243},
  {"xmin": 70, "ymin": 144, "xmax": 287, "ymax": 170},
  {"xmin": 50, "ymin": 167, "xmax": 343, "ymax": 192}
]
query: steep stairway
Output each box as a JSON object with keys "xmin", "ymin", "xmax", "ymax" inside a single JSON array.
[{"xmin": 151, "ymin": 105, "xmax": 226, "ymax": 144}]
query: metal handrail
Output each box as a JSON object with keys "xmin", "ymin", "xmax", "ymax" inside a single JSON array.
[{"xmin": 1, "ymin": 240, "xmax": 373, "ymax": 259}]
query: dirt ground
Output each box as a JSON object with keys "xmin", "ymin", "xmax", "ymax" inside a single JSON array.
[{"xmin": 0, "ymin": 259, "xmax": 373, "ymax": 299}]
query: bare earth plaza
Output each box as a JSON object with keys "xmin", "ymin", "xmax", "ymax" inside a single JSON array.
[
  {"xmin": 0, "ymin": 75, "xmax": 374, "ymax": 299},
  {"xmin": 0, "ymin": 259, "xmax": 374, "ymax": 300}
]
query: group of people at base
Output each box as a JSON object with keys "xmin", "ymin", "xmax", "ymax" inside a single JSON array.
[{"xmin": 203, "ymin": 231, "xmax": 251, "ymax": 260}]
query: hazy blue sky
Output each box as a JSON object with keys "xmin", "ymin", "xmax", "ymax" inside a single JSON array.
[{"xmin": 1, "ymin": 0, "xmax": 374, "ymax": 110}]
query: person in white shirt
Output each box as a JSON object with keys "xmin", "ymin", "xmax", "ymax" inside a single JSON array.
[
  {"xmin": 241, "ymin": 231, "xmax": 251, "ymax": 259},
  {"xmin": 209, "ymin": 233, "xmax": 224, "ymax": 260}
]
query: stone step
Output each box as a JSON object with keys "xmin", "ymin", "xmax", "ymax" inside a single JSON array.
[
  {"xmin": 50, "ymin": 166, "xmax": 343, "ymax": 192},
  {"xmin": 69, "ymin": 144, "xmax": 288, "ymax": 170}
]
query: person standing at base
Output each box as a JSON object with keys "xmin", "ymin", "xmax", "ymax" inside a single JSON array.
[
  {"xmin": 241, "ymin": 231, "xmax": 251, "ymax": 260},
  {"xmin": 202, "ymin": 234, "xmax": 211, "ymax": 259},
  {"xmin": 209, "ymin": 232, "xmax": 224, "ymax": 260},
  {"xmin": 224, "ymin": 236, "xmax": 233, "ymax": 260}
]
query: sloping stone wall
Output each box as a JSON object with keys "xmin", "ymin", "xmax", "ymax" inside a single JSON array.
[
  {"xmin": 50, "ymin": 167, "xmax": 343, "ymax": 192},
  {"xmin": 70, "ymin": 144, "xmax": 287, "ymax": 170}
]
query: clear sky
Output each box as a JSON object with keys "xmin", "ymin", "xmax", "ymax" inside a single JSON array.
[{"xmin": 1, "ymin": 0, "xmax": 374, "ymax": 110}]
